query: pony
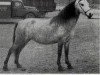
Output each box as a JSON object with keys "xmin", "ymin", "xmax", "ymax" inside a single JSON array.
[{"xmin": 3, "ymin": 0, "xmax": 93, "ymax": 71}]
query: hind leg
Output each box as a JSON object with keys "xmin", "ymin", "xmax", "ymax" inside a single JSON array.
[
  {"xmin": 14, "ymin": 44, "xmax": 24, "ymax": 69},
  {"xmin": 14, "ymin": 39, "xmax": 30, "ymax": 71},
  {"xmin": 14, "ymin": 44, "xmax": 26, "ymax": 70},
  {"xmin": 3, "ymin": 44, "xmax": 19, "ymax": 71}
]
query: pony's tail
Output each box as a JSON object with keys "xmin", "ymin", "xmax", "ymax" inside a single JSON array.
[{"xmin": 13, "ymin": 23, "xmax": 18, "ymax": 44}]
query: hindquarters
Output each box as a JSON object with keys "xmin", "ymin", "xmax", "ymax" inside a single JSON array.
[
  {"xmin": 3, "ymin": 22, "xmax": 30, "ymax": 71},
  {"xmin": 14, "ymin": 20, "xmax": 32, "ymax": 45}
]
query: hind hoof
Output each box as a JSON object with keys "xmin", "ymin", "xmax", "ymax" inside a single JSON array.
[
  {"xmin": 16, "ymin": 64, "xmax": 26, "ymax": 71},
  {"xmin": 3, "ymin": 66, "xmax": 9, "ymax": 71}
]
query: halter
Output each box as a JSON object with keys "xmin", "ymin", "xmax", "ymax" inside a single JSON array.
[{"xmin": 78, "ymin": 0, "xmax": 91, "ymax": 17}]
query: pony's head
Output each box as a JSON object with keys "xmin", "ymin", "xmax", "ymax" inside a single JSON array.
[{"xmin": 75, "ymin": 0, "xmax": 93, "ymax": 18}]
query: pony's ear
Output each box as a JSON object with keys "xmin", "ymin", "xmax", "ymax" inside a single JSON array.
[
  {"xmin": 75, "ymin": 0, "xmax": 81, "ymax": 4},
  {"xmin": 75, "ymin": 0, "xmax": 79, "ymax": 4}
]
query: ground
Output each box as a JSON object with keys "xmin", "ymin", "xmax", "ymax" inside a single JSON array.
[{"xmin": 0, "ymin": 9, "xmax": 99, "ymax": 73}]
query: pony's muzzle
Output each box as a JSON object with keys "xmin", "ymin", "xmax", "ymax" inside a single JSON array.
[
  {"xmin": 84, "ymin": 9, "xmax": 93, "ymax": 19},
  {"xmin": 87, "ymin": 13, "xmax": 93, "ymax": 19}
]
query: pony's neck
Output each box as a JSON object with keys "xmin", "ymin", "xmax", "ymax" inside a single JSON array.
[{"xmin": 50, "ymin": 1, "xmax": 80, "ymax": 24}]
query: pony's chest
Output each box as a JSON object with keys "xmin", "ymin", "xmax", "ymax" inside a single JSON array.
[{"xmin": 55, "ymin": 26, "xmax": 66, "ymax": 37}]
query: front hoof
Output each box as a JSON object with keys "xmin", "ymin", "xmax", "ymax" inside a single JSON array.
[
  {"xmin": 3, "ymin": 66, "xmax": 9, "ymax": 71},
  {"xmin": 67, "ymin": 65, "xmax": 73, "ymax": 69},
  {"xmin": 58, "ymin": 66, "xmax": 64, "ymax": 71}
]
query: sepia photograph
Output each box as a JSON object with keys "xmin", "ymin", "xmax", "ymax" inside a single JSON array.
[{"xmin": 0, "ymin": 0, "xmax": 99, "ymax": 73}]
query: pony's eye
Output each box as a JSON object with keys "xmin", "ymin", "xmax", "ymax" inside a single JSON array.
[{"xmin": 81, "ymin": 4, "xmax": 84, "ymax": 6}]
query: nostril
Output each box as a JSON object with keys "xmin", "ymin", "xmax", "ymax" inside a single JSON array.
[
  {"xmin": 89, "ymin": 13, "xmax": 92, "ymax": 15},
  {"xmin": 90, "ymin": 13, "xmax": 93, "ymax": 16},
  {"xmin": 88, "ymin": 13, "xmax": 93, "ymax": 19}
]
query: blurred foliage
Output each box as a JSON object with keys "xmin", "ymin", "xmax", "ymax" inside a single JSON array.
[
  {"xmin": 55, "ymin": 0, "xmax": 100, "ymax": 5},
  {"xmin": 55, "ymin": 0, "xmax": 100, "ymax": 9}
]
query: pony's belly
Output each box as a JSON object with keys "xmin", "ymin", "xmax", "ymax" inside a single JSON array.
[
  {"xmin": 30, "ymin": 26, "xmax": 68, "ymax": 44},
  {"xmin": 32, "ymin": 34, "xmax": 60, "ymax": 44}
]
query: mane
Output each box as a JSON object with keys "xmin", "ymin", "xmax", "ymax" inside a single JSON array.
[{"xmin": 50, "ymin": 1, "xmax": 80, "ymax": 24}]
